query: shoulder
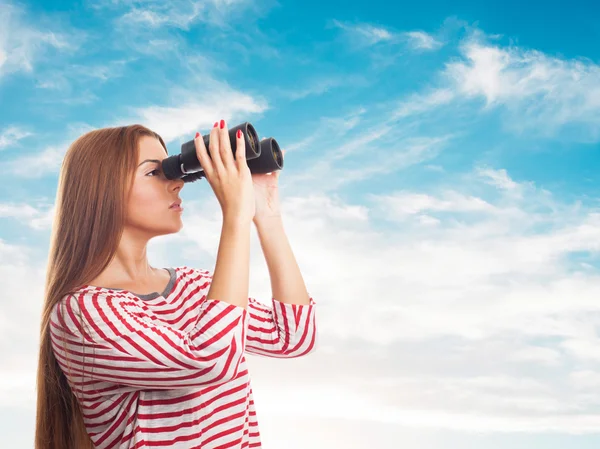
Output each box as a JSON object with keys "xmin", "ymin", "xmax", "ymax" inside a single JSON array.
[
  {"xmin": 56, "ymin": 288, "xmax": 133, "ymax": 316},
  {"xmin": 174, "ymin": 265, "xmax": 213, "ymax": 280}
]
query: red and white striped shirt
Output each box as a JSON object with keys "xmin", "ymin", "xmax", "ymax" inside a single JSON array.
[{"xmin": 49, "ymin": 266, "xmax": 317, "ymax": 448}]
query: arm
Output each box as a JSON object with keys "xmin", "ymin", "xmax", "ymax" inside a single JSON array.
[
  {"xmin": 244, "ymin": 296, "xmax": 317, "ymax": 358},
  {"xmin": 244, "ymin": 215, "xmax": 317, "ymax": 357},
  {"xmin": 50, "ymin": 291, "xmax": 248, "ymax": 390},
  {"xmin": 253, "ymin": 215, "xmax": 311, "ymax": 306},
  {"xmin": 206, "ymin": 217, "xmax": 251, "ymax": 309}
]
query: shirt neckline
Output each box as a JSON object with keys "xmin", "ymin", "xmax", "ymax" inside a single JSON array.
[{"xmin": 82, "ymin": 267, "xmax": 177, "ymax": 300}]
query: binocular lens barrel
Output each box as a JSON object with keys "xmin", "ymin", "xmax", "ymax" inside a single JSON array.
[{"xmin": 161, "ymin": 122, "xmax": 284, "ymax": 183}]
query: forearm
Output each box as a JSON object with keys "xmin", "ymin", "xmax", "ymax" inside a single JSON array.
[
  {"xmin": 207, "ymin": 218, "xmax": 251, "ymax": 309},
  {"xmin": 254, "ymin": 216, "xmax": 311, "ymax": 306}
]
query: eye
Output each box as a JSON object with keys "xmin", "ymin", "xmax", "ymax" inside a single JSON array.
[{"xmin": 146, "ymin": 169, "xmax": 161, "ymax": 177}]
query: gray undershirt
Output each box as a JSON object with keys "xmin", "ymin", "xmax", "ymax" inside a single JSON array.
[{"xmin": 108, "ymin": 267, "xmax": 176, "ymax": 300}]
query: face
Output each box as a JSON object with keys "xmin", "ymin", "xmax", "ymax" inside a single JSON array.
[{"xmin": 125, "ymin": 135, "xmax": 185, "ymax": 237}]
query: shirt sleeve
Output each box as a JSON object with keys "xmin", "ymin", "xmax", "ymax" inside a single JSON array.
[
  {"xmin": 244, "ymin": 296, "xmax": 318, "ymax": 358},
  {"xmin": 194, "ymin": 268, "xmax": 318, "ymax": 358},
  {"xmin": 49, "ymin": 291, "xmax": 248, "ymax": 390}
]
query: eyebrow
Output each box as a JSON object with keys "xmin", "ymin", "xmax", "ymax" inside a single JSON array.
[{"xmin": 138, "ymin": 159, "xmax": 162, "ymax": 168}]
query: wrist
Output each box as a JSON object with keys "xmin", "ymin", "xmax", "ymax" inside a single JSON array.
[
  {"xmin": 253, "ymin": 214, "xmax": 283, "ymax": 227},
  {"xmin": 223, "ymin": 214, "xmax": 252, "ymax": 229}
]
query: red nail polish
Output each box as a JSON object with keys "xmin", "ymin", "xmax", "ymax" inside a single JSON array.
[
  {"xmin": 237, "ymin": 129, "xmax": 242, "ymax": 138},
  {"xmin": 195, "ymin": 132, "xmax": 200, "ymax": 138},
  {"xmin": 220, "ymin": 119, "xmax": 225, "ymax": 129},
  {"xmin": 214, "ymin": 121, "xmax": 218, "ymax": 128}
]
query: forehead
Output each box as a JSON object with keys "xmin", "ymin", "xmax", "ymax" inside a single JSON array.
[{"xmin": 138, "ymin": 135, "xmax": 168, "ymax": 161}]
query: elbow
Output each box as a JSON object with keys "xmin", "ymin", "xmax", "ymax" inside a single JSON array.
[
  {"xmin": 279, "ymin": 326, "xmax": 318, "ymax": 357},
  {"xmin": 212, "ymin": 332, "xmax": 247, "ymax": 384}
]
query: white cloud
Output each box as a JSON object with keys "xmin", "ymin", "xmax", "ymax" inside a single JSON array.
[
  {"xmin": 389, "ymin": 30, "xmax": 600, "ymax": 142},
  {"xmin": 331, "ymin": 20, "xmax": 443, "ymax": 53},
  {"xmin": 404, "ymin": 30, "xmax": 444, "ymax": 51},
  {"xmin": 8, "ymin": 144, "xmax": 65, "ymax": 177},
  {"xmin": 508, "ymin": 346, "xmax": 562, "ymax": 366},
  {"xmin": 0, "ymin": 126, "xmax": 31, "ymax": 150},
  {"xmin": 393, "ymin": 88, "xmax": 455, "ymax": 119},
  {"xmin": 371, "ymin": 190, "xmax": 496, "ymax": 219},
  {"xmin": 6, "ymin": 123, "xmax": 95, "ymax": 178},
  {"xmin": 35, "ymin": 59, "xmax": 131, "ymax": 90},
  {"xmin": 109, "ymin": 0, "xmax": 256, "ymax": 30},
  {"xmin": 476, "ymin": 166, "xmax": 524, "ymax": 193},
  {"xmin": 5, "ymin": 82, "xmax": 267, "ymax": 178},
  {"xmin": 0, "ymin": 203, "xmax": 54, "ymax": 230},
  {"xmin": 282, "ymin": 106, "xmax": 455, "ymax": 191},
  {"xmin": 127, "ymin": 87, "xmax": 268, "ymax": 143},
  {"xmin": 273, "ymin": 74, "xmax": 369, "ymax": 101},
  {"xmin": 330, "ymin": 19, "xmax": 394, "ymax": 46},
  {"xmin": 0, "ymin": 1, "xmax": 80, "ymax": 78},
  {"xmin": 570, "ymin": 370, "xmax": 600, "ymax": 389}
]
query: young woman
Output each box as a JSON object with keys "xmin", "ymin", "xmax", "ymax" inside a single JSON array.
[{"xmin": 35, "ymin": 120, "xmax": 317, "ymax": 448}]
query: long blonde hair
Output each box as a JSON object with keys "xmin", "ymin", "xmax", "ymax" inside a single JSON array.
[{"xmin": 35, "ymin": 125, "xmax": 168, "ymax": 448}]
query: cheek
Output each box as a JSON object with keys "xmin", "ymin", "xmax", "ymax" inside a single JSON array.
[{"xmin": 128, "ymin": 183, "xmax": 160, "ymax": 218}]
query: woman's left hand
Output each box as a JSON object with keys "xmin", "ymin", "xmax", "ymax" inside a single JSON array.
[{"xmin": 252, "ymin": 149, "xmax": 285, "ymax": 222}]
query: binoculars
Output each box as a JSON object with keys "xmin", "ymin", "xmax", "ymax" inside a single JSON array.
[{"xmin": 161, "ymin": 122, "xmax": 284, "ymax": 183}]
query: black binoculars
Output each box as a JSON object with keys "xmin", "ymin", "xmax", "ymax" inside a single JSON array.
[{"xmin": 161, "ymin": 122, "xmax": 284, "ymax": 183}]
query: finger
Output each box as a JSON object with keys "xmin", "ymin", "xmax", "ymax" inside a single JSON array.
[
  {"xmin": 218, "ymin": 119, "xmax": 236, "ymax": 170},
  {"xmin": 193, "ymin": 131, "xmax": 215, "ymax": 179},
  {"xmin": 235, "ymin": 128, "xmax": 247, "ymax": 171},
  {"xmin": 209, "ymin": 121, "xmax": 226, "ymax": 176}
]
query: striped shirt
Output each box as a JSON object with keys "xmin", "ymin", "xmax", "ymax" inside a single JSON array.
[{"xmin": 49, "ymin": 266, "xmax": 318, "ymax": 448}]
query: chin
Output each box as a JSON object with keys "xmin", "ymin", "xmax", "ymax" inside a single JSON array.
[{"xmin": 153, "ymin": 222, "xmax": 183, "ymax": 237}]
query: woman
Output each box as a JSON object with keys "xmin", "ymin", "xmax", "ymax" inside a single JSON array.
[{"xmin": 35, "ymin": 120, "xmax": 317, "ymax": 448}]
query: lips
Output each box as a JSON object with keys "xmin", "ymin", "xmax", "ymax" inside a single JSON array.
[{"xmin": 170, "ymin": 200, "xmax": 182, "ymax": 209}]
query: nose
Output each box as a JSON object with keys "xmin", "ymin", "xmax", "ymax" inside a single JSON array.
[{"xmin": 170, "ymin": 177, "xmax": 184, "ymax": 191}]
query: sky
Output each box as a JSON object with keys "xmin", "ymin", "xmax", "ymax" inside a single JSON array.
[{"xmin": 1, "ymin": 0, "xmax": 600, "ymax": 447}]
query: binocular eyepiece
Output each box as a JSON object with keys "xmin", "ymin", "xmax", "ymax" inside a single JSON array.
[{"xmin": 161, "ymin": 122, "xmax": 284, "ymax": 183}]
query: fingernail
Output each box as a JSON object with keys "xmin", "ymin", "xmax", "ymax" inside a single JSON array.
[
  {"xmin": 213, "ymin": 121, "xmax": 218, "ymax": 128},
  {"xmin": 195, "ymin": 132, "xmax": 200, "ymax": 138},
  {"xmin": 237, "ymin": 129, "xmax": 242, "ymax": 138},
  {"xmin": 220, "ymin": 119, "xmax": 225, "ymax": 129}
]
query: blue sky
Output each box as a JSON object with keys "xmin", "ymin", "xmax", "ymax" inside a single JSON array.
[{"xmin": 2, "ymin": 0, "xmax": 600, "ymax": 447}]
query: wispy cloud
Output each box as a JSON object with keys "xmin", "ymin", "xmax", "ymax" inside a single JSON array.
[
  {"xmin": 393, "ymin": 30, "xmax": 600, "ymax": 142},
  {"xmin": 0, "ymin": 203, "xmax": 54, "ymax": 230},
  {"xmin": 6, "ymin": 123, "xmax": 95, "ymax": 177},
  {"xmin": 376, "ymin": 190, "xmax": 497, "ymax": 218},
  {"xmin": 272, "ymin": 73, "xmax": 370, "ymax": 101},
  {"xmin": 109, "ymin": 0, "xmax": 255, "ymax": 30},
  {"xmin": 35, "ymin": 59, "xmax": 131, "ymax": 90},
  {"xmin": 281, "ymin": 101, "xmax": 456, "ymax": 192},
  {"xmin": 445, "ymin": 38, "xmax": 600, "ymax": 140},
  {"xmin": 125, "ymin": 85, "xmax": 268, "ymax": 143},
  {"xmin": 0, "ymin": 1, "xmax": 81, "ymax": 79},
  {"xmin": 330, "ymin": 19, "xmax": 443, "ymax": 52},
  {"xmin": 393, "ymin": 88, "xmax": 455, "ymax": 119},
  {"xmin": 404, "ymin": 30, "xmax": 444, "ymax": 50},
  {"xmin": 0, "ymin": 126, "xmax": 32, "ymax": 150},
  {"xmin": 4, "ymin": 82, "xmax": 267, "ymax": 179},
  {"xmin": 330, "ymin": 19, "xmax": 395, "ymax": 47}
]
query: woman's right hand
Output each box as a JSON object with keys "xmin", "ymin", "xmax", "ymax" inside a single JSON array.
[{"xmin": 194, "ymin": 119, "xmax": 255, "ymax": 224}]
